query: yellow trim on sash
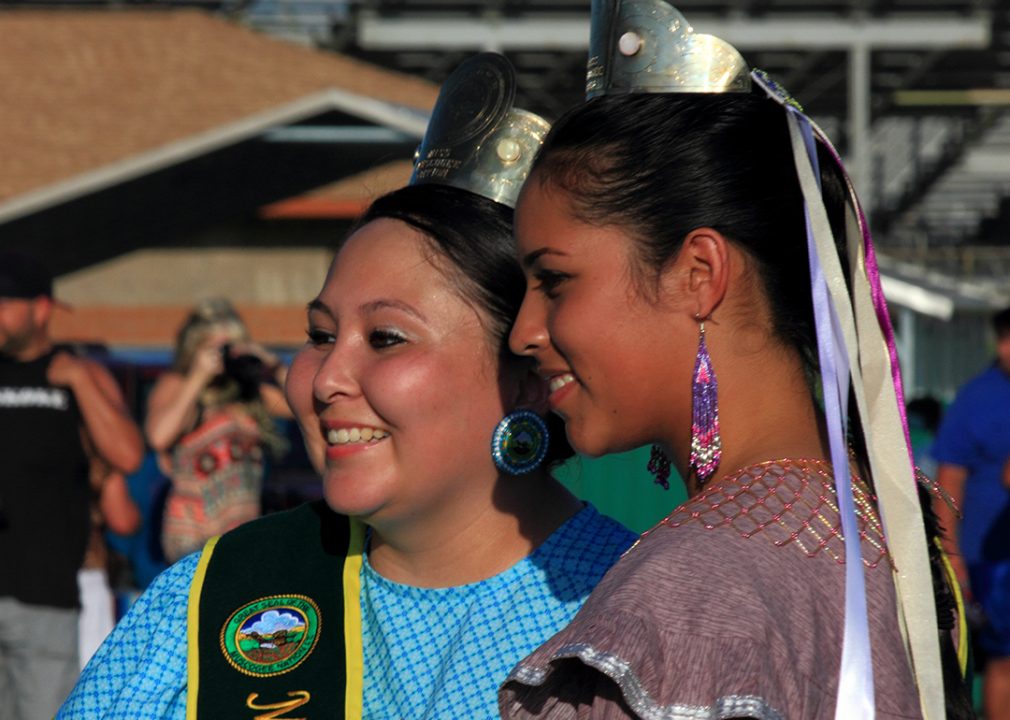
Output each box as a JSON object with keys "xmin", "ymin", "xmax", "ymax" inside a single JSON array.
[
  {"xmin": 343, "ymin": 519, "xmax": 366, "ymax": 720},
  {"xmin": 186, "ymin": 536, "xmax": 222, "ymax": 720},
  {"xmin": 935, "ymin": 538, "xmax": 970, "ymax": 677}
]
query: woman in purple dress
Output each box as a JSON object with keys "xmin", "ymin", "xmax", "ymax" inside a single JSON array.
[{"xmin": 499, "ymin": 1, "xmax": 974, "ymax": 718}]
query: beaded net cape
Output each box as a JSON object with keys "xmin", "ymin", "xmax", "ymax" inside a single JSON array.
[{"xmin": 630, "ymin": 459, "xmax": 893, "ymax": 568}]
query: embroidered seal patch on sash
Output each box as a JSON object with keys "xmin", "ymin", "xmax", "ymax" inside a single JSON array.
[{"xmin": 220, "ymin": 595, "xmax": 321, "ymax": 676}]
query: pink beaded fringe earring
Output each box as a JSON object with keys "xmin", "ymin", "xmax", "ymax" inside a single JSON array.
[
  {"xmin": 689, "ymin": 319, "xmax": 721, "ymax": 484},
  {"xmin": 648, "ymin": 319, "xmax": 723, "ymax": 490}
]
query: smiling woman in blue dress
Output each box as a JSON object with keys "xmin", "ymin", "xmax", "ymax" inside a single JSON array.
[{"xmin": 56, "ymin": 54, "xmax": 635, "ymax": 720}]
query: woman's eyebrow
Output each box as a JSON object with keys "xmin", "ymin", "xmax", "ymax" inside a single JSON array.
[
  {"xmin": 521, "ymin": 248, "xmax": 566, "ymax": 268},
  {"xmin": 306, "ymin": 299, "xmax": 332, "ymax": 317},
  {"xmin": 360, "ymin": 299, "xmax": 428, "ymax": 324}
]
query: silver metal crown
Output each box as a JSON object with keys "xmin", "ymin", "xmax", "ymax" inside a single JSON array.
[
  {"xmin": 410, "ymin": 53, "xmax": 550, "ymax": 209},
  {"xmin": 587, "ymin": 0, "xmax": 751, "ymax": 98}
]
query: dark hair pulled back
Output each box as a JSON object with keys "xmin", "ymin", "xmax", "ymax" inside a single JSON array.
[
  {"xmin": 992, "ymin": 305, "xmax": 1010, "ymax": 338},
  {"xmin": 532, "ymin": 90, "xmax": 973, "ymax": 718},
  {"xmin": 355, "ymin": 183, "xmax": 574, "ymax": 468},
  {"xmin": 532, "ymin": 90, "xmax": 838, "ymax": 385}
]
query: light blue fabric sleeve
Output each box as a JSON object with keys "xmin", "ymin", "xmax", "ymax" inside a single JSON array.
[{"xmin": 57, "ymin": 553, "xmax": 199, "ymax": 720}]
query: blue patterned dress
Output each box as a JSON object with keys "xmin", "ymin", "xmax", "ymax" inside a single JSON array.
[{"xmin": 57, "ymin": 504, "xmax": 635, "ymax": 720}]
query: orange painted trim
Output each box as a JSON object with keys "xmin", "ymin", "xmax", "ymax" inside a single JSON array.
[
  {"xmin": 49, "ymin": 304, "xmax": 309, "ymax": 347},
  {"xmin": 258, "ymin": 198, "xmax": 370, "ymax": 219}
]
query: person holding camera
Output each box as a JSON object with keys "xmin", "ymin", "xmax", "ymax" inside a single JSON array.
[{"xmin": 145, "ymin": 298, "xmax": 291, "ymax": 563}]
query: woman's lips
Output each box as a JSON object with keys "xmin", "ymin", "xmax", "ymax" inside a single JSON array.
[{"xmin": 547, "ymin": 373, "xmax": 577, "ymax": 408}]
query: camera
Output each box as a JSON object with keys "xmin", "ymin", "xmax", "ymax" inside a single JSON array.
[{"xmin": 221, "ymin": 344, "xmax": 265, "ymax": 400}]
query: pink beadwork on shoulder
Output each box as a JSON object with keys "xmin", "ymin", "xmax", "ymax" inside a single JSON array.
[
  {"xmin": 628, "ymin": 458, "xmax": 891, "ymax": 568},
  {"xmin": 915, "ymin": 466, "xmax": 961, "ymax": 519}
]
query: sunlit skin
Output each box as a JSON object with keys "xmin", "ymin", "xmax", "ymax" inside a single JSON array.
[
  {"xmin": 509, "ymin": 177, "xmax": 828, "ymax": 496},
  {"xmin": 998, "ymin": 332, "xmax": 1010, "ymax": 374},
  {"xmin": 0, "ymin": 297, "xmax": 48, "ymax": 360},
  {"xmin": 286, "ymin": 218, "xmax": 581, "ymax": 587}
]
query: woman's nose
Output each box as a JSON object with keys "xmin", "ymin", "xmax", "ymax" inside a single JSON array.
[
  {"xmin": 312, "ymin": 343, "xmax": 361, "ymax": 403},
  {"xmin": 509, "ymin": 296, "xmax": 550, "ymax": 357}
]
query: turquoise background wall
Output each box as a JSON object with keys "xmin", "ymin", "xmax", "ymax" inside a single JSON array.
[{"xmin": 555, "ymin": 447, "xmax": 688, "ymax": 534}]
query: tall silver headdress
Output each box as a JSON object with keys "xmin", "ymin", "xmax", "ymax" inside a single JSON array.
[
  {"xmin": 586, "ymin": 0, "xmax": 750, "ymax": 97},
  {"xmin": 583, "ymin": 1, "xmax": 948, "ymax": 718},
  {"xmin": 410, "ymin": 53, "xmax": 550, "ymax": 209}
]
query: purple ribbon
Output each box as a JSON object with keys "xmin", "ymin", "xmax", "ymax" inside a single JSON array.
[{"xmin": 811, "ymin": 132, "xmax": 914, "ymax": 467}]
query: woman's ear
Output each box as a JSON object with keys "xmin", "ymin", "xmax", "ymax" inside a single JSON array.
[{"xmin": 664, "ymin": 227, "xmax": 731, "ymax": 319}]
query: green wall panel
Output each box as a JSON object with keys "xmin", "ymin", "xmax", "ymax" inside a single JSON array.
[{"xmin": 555, "ymin": 447, "xmax": 688, "ymax": 534}]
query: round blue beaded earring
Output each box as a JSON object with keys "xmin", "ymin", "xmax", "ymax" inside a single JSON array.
[{"xmin": 491, "ymin": 410, "xmax": 549, "ymax": 474}]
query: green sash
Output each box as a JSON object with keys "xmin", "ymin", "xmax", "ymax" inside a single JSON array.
[{"xmin": 187, "ymin": 500, "xmax": 365, "ymax": 720}]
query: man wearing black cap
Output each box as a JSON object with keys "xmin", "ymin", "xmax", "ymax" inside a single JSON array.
[{"xmin": 0, "ymin": 252, "xmax": 144, "ymax": 720}]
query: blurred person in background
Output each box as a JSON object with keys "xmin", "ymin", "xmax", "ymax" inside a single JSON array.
[
  {"xmin": 56, "ymin": 54, "xmax": 636, "ymax": 720},
  {"xmin": 0, "ymin": 251, "xmax": 144, "ymax": 720},
  {"xmin": 145, "ymin": 298, "xmax": 292, "ymax": 563},
  {"xmin": 934, "ymin": 305, "xmax": 1010, "ymax": 720},
  {"xmin": 78, "ymin": 457, "xmax": 141, "ymax": 670},
  {"xmin": 103, "ymin": 452, "xmax": 173, "ymax": 594}
]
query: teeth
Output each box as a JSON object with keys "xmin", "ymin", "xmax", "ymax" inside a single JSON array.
[
  {"xmin": 327, "ymin": 427, "xmax": 387, "ymax": 445},
  {"xmin": 549, "ymin": 374, "xmax": 575, "ymax": 393}
]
